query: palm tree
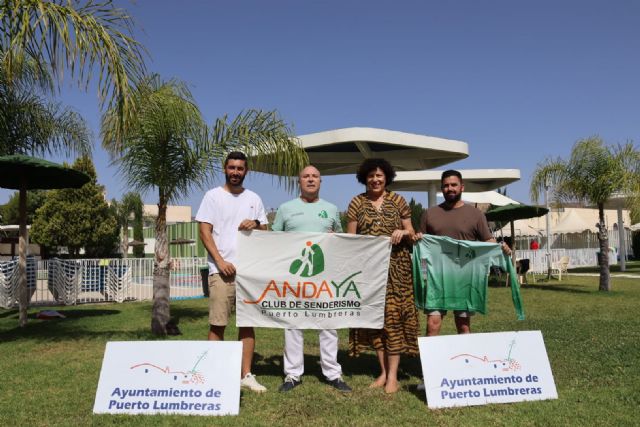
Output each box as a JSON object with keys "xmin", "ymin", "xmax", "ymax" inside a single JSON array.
[
  {"xmin": 1, "ymin": 0, "xmax": 146, "ymax": 144},
  {"xmin": 112, "ymin": 192, "xmax": 143, "ymax": 258},
  {"xmin": 530, "ymin": 137, "xmax": 640, "ymax": 291},
  {"xmin": 0, "ymin": 55, "xmax": 91, "ymax": 156},
  {"xmin": 101, "ymin": 74, "xmax": 308, "ymax": 335}
]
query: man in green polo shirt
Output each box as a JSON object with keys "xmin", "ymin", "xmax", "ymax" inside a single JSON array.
[{"xmin": 271, "ymin": 165, "xmax": 352, "ymax": 393}]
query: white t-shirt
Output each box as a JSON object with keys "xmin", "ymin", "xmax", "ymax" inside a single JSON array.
[{"xmin": 195, "ymin": 186, "xmax": 267, "ymax": 273}]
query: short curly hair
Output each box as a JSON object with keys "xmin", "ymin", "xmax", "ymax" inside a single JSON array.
[{"xmin": 356, "ymin": 158, "xmax": 396, "ymax": 186}]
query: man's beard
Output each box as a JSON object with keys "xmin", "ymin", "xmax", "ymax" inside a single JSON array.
[
  {"xmin": 225, "ymin": 173, "xmax": 245, "ymax": 186},
  {"xmin": 444, "ymin": 192, "xmax": 461, "ymax": 204}
]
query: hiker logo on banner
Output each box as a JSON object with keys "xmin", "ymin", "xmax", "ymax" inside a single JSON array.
[{"xmin": 235, "ymin": 230, "xmax": 391, "ymax": 329}]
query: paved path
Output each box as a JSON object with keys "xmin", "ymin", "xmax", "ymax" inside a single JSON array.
[{"xmin": 570, "ymin": 273, "xmax": 640, "ymax": 279}]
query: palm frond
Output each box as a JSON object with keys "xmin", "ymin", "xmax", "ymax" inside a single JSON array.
[
  {"xmin": 0, "ymin": 0, "xmax": 147, "ymax": 144},
  {"xmin": 101, "ymin": 74, "xmax": 209, "ymax": 204},
  {"xmin": 209, "ymin": 109, "xmax": 307, "ymax": 191},
  {"xmin": 0, "ymin": 59, "xmax": 91, "ymax": 156},
  {"xmin": 529, "ymin": 157, "xmax": 566, "ymax": 204}
]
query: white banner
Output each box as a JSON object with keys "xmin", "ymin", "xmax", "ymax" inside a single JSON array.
[
  {"xmin": 419, "ymin": 331, "xmax": 558, "ymax": 409},
  {"xmin": 236, "ymin": 230, "xmax": 391, "ymax": 329},
  {"xmin": 93, "ymin": 341, "xmax": 241, "ymax": 416}
]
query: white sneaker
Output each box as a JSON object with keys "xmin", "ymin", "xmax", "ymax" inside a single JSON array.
[{"xmin": 241, "ymin": 373, "xmax": 267, "ymax": 393}]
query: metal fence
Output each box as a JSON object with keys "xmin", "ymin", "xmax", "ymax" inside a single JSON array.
[
  {"xmin": 513, "ymin": 229, "xmax": 632, "ymax": 254},
  {"xmin": 0, "ymin": 248, "xmax": 619, "ymax": 309},
  {"xmin": 516, "ymin": 248, "xmax": 617, "ymax": 275},
  {"xmin": 0, "ymin": 257, "xmax": 208, "ymax": 309}
]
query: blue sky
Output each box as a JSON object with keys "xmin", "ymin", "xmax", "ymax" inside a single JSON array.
[{"xmin": 2, "ymin": 0, "xmax": 639, "ymax": 214}]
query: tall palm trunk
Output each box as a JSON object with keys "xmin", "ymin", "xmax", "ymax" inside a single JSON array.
[
  {"xmin": 121, "ymin": 222, "xmax": 129, "ymax": 259},
  {"xmin": 18, "ymin": 185, "xmax": 28, "ymax": 327},
  {"xmin": 133, "ymin": 209, "xmax": 144, "ymax": 258},
  {"xmin": 597, "ymin": 203, "xmax": 611, "ymax": 291},
  {"xmin": 151, "ymin": 191, "xmax": 171, "ymax": 335}
]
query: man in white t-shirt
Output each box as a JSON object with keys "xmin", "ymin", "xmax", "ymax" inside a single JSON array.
[{"xmin": 196, "ymin": 151, "xmax": 268, "ymax": 393}]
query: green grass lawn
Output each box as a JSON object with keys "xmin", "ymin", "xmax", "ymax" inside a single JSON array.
[
  {"xmin": 1, "ymin": 276, "xmax": 638, "ymax": 427},
  {"xmin": 569, "ymin": 260, "xmax": 640, "ymax": 274}
]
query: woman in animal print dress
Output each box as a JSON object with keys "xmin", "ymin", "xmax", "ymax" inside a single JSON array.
[{"xmin": 346, "ymin": 158, "xmax": 419, "ymax": 394}]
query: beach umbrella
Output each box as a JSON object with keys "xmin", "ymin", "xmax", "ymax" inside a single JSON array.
[
  {"xmin": 0, "ymin": 154, "xmax": 90, "ymax": 327},
  {"xmin": 485, "ymin": 203, "xmax": 549, "ymax": 266}
]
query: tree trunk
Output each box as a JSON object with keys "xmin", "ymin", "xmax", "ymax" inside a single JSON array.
[
  {"xmin": 151, "ymin": 192, "xmax": 171, "ymax": 335},
  {"xmin": 121, "ymin": 220, "xmax": 129, "ymax": 259},
  {"xmin": 597, "ymin": 203, "xmax": 611, "ymax": 291},
  {"xmin": 133, "ymin": 211, "xmax": 144, "ymax": 258},
  {"xmin": 18, "ymin": 184, "xmax": 28, "ymax": 327}
]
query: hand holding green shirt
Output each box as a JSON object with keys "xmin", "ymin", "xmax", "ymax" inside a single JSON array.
[{"xmin": 412, "ymin": 234, "xmax": 525, "ymax": 320}]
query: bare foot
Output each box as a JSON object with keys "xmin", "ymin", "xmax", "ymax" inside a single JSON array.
[
  {"xmin": 384, "ymin": 378, "xmax": 399, "ymax": 394},
  {"xmin": 369, "ymin": 374, "xmax": 386, "ymax": 388}
]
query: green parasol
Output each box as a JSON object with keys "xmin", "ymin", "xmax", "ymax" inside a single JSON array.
[
  {"xmin": 485, "ymin": 203, "xmax": 549, "ymax": 267},
  {"xmin": 485, "ymin": 203, "xmax": 549, "ymax": 223},
  {"xmin": 0, "ymin": 155, "xmax": 91, "ymax": 327}
]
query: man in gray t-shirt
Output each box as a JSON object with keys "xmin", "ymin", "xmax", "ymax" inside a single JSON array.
[{"xmin": 418, "ymin": 170, "xmax": 509, "ymax": 336}]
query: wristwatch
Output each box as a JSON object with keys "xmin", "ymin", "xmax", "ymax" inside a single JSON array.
[{"xmin": 254, "ymin": 219, "xmax": 260, "ymax": 228}]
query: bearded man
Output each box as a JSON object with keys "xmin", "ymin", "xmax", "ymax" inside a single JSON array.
[
  {"xmin": 196, "ymin": 151, "xmax": 268, "ymax": 393},
  {"xmin": 419, "ymin": 169, "xmax": 510, "ymax": 336}
]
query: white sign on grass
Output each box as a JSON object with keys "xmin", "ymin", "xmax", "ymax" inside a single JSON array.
[
  {"xmin": 236, "ymin": 230, "xmax": 391, "ymax": 329},
  {"xmin": 419, "ymin": 331, "xmax": 558, "ymax": 409},
  {"xmin": 93, "ymin": 341, "xmax": 241, "ymax": 416}
]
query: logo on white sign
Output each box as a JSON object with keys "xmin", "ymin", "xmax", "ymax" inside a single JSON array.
[
  {"xmin": 419, "ymin": 331, "xmax": 558, "ymax": 409},
  {"xmin": 94, "ymin": 341, "xmax": 242, "ymax": 416}
]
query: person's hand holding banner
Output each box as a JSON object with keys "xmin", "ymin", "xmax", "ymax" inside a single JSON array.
[{"xmin": 235, "ymin": 230, "xmax": 391, "ymax": 329}]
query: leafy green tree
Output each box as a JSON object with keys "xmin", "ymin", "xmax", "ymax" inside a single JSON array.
[
  {"xmin": 101, "ymin": 74, "xmax": 308, "ymax": 335},
  {"xmin": 0, "ymin": 189, "xmax": 46, "ymax": 225},
  {"xmin": 408, "ymin": 198, "xmax": 424, "ymax": 232},
  {"xmin": 131, "ymin": 199, "xmax": 145, "ymax": 258},
  {"xmin": 111, "ymin": 192, "xmax": 144, "ymax": 258},
  {"xmin": 1, "ymin": 0, "xmax": 146, "ymax": 145},
  {"xmin": 531, "ymin": 137, "xmax": 640, "ymax": 291},
  {"xmin": 339, "ymin": 211, "xmax": 349, "ymax": 232},
  {"xmin": 30, "ymin": 156, "xmax": 119, "ymax": 257},
  {"xmin": 632, "ymin": 231, "xmax": 640, "ymax": 260}
]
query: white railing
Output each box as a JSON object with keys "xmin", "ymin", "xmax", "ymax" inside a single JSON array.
[
  {"xmin": 0, "ymin": 257, "xmax": 37, "ymax": 309},
  {"xmin": 0, "ymin": 257, "xmax": 208, "ymax": 308},
  {"xmin": 513, "ymin": 229, "xmax": 632, "ymax": 255},
  {"xmin": 516, "ymin": 248, "xmax": 617, "ymax": 274}
]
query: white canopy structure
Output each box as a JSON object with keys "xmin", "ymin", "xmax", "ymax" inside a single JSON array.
[
  {"xmin": 551, "ymin": 209, "xmax": 598, "ymax": 234},
  {"xmin": 250, "ymin": 127, "xmax": 469, "ymax": 175},
  {"xmin": 600, "ymin": 192, "xmax": 637, "ymax": 271},
  {"xmin": 390, "ymin": 169, "xmax": 521, "ymax": 207},
  {"xmin": 248, "ymin": 127, "xmax": 521, "ymax": 210},
  {"xmin": 454, "ymin": 191, "xmax": 519, "ymax": 206}
]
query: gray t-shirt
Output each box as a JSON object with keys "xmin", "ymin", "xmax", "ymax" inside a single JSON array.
[{"xmin": 420, "ymin": 203, "xmax": 492, "ymax": 241}]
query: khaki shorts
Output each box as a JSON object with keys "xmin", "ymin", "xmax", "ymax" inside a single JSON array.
[{"xmin": 208, "ymin": 273, "xmax": 236, "ymax": 326}]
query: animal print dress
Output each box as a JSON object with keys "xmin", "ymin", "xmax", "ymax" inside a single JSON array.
[{"xmin": 347, "ymin": 191, "xmax": 419, "ymax": 357}]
